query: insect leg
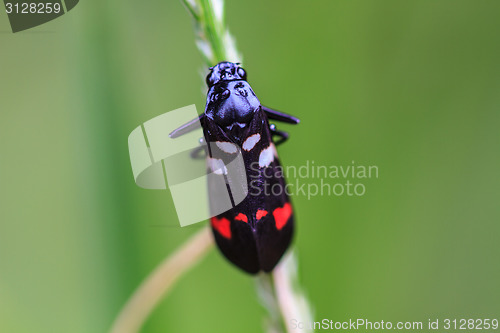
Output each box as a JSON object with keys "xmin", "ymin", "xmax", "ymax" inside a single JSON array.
[
  {"xmin": 190, "ymin": 137, "xmax": 208, "ymax": 159},
  {"xmin": 190, "ymin": 146, "xmax": 207, "ymax": 159},
  {"xmin": 169, "ymin": 114, "xmax": 205, "ymax": 138},
  {"xmin": 270, "ymin": 124, "xmax": 289, "ymax": 146},
  {"xmin": 262, "ymin": 106, "xmax": 300, "ymax": 124}
]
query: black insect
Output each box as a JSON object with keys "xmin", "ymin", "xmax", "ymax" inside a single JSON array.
[{"xmin": 170, "ymin": 61, "xmax": 299, "ymax": 274}]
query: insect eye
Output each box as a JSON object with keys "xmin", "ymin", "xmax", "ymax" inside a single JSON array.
[
  {"xmin": 237, "ymin": 67, "xmax": 247, "ymax": 80},
  {"xmin": 206, "ymin": 75, "xmax": 215, "ymax": 86}
]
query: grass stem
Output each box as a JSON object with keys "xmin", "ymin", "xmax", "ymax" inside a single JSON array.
[{"xmin": 109, "ymin": 227, "xmax": 213, "ymax": 333}]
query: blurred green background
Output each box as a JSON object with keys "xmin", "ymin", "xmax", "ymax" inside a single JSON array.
[{"xmin": 1, "ymin": 1, "xmax": 499, "ymax": 332}]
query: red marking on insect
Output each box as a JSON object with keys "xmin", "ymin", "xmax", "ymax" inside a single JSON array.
[
  {"xmin": 256, "ymin": 209, "xmax": 268, "ymax": 220},
  {"xmin": 211, "ymin": 217, "xmax": 231, "ymax": 239},
  {"xmin": 273, "ymin": 203, "xmax": 292, "ymax": 230},
  {"xmin": 235, "ymin": 213, "xmax": 248, "ymax": 223}
]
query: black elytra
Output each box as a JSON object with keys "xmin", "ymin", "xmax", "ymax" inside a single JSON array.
[{"xmin": 170, "ymin": 62, "xmax": 300, "ymax": 274}]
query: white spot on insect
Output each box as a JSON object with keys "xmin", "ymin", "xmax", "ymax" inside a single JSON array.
[
  {"xmin": 207, "ymin": 158, "xmax": 227, "ymax": 175},
  {"xmin": 216, "ymin": 141, "xmax": 238, "ymax": 154},
  {"xmin": 242, "ymin": 133, "xmax": 261, "ymax": 151},
  {"xmin": 259, "ymin": 146, "xmax": 274, "ymax": 168}
]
